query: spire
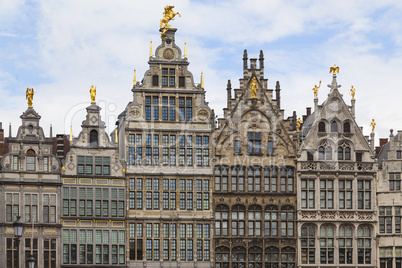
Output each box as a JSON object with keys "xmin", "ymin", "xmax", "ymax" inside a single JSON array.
[
  {"xmin": 149, "ymin": 41, "xmax": 153, "ymax": 57},
  {"xmin": 227, "ymin": 80, "xmax": 232, "ymax": 108},
  {"xmin": 275, "ymin": 81, "xmax": 281, "ymax": 109},
  {"xmin": 201, "ymin": 72, "xmax": 204, "ymax": 89},
  {"xmin": 243, "ymin": 49, "xmax": 248, "ymax": 70},
  {"xmin": 259, "ymin": 50, "xmax": 264, "ymax": 69},
  {"xmin": 184, "ymin": 42, "xmax": 187, "ymax": 58},
  {"xmin": 69, "ymin": 126, "xmax": 73, "ymax": 142},
  {"xmin": 133, "ymin": 69, "xmax": 136, "ymax": 87}
]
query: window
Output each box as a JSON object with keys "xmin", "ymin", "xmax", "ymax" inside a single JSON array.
[
  {"xmin": 280, "ymin": 166, "xmax": 294, "ymax": 193},
  {"xmin": 267, "ymin": 140, "xmax": 274, "ymax": 155},
  {"xmin": 26, "ymin": 149, "xmax": 35, "ymax": 171},
  {"xmin": 231, "ymin": 166, "xmax": 245, "ymax": 192},
  {"xmin": 265, "ymin": 247, "xmax": 279, "ymax": 268},
  {"xmin": 390, "ymin": 173, "xmax": 401, "ymax": 191},
  {"xmin": 129, "ymin": 223, "xmax": 143, "ymax": 260},
  {"xmin": 358, "ymin": 180, "xmax": 371, "ymax": 209},
  {"xmin": 162, "ymin": 96, "xmax": 176, "ymax": 121},
  {"xmin": 248, "ymin": 247, "xmax": 263, "ymax": 268},
  {"xmin": 215, "ymin": 205, "xmax": 229, "ymax": 236},
  {"xmin": 339, "ymin": 180, "xmax": 353, "ymax": 209},
  {"xmin": 6, "ymin": 238, "xmax": 18, "ymax": 267},
  {"xmin": 13, "ymin": 155, "xmax": 18, "ymax": 170},
  {"xmin": 214, "ymin": 166, "xmax": 228, "ymax": 192},
  {"xmin": 152, "ymin": 75, "xmax": 159, "ymax": 86},
  {"xmin": 95, "ymin": 157, "xmax": 110, "ymax": 175},
  {"xmin": 24, "ymin": 238, "xmax": 38, "ymax": 268},
  {"xmin": 357, "ymin": 226, "xmax": 371, "ymax": 264},
  {"xmin": 43, "ymin": 238, "xmax": 57, "ymax": 268},
  {"xmin": 179, "ymin": 76, "xmax": 185, "ymax": 87},
  {"xmin": 215, "ymin": 247, "xmax": 229, "ymax": 268},
  {"xmin": 318, "ymin": 122, "xmax": 326, "ymax": 132},
  {"xmin": 43, "ymin": 194, "xmax": 56, "ymax": 223},
  {"xmin": 264, "ymin": 166, "xmax": 278, "ymax": 192},
  {"xmin": 6, "ymin": 193, "xmax": 19, "ymax": 222},
  {"xmin": 248, "ymin": 205, "xmax": 262, "ymax": 236},
  {"xmin": 178, "ymin": 97, "xmax": 193, "ymax": 121},
  {"xmin": 398, "ymin": 151, "xmax": 402, "ymax": 159},
  {"xmin": 380, "ymin": 247, "xmax": 393, "ymax": 268},
  {"xmin": 281, "ymin": 206, "xmax": 295, "ymax": 237},
  {"xmin": 128, "ymin": 178, "xmax": 143, "ymax": 209},
  {"xmin": 339, "ymin": 225, "xmax": 353, "ymax": 264},
  {"xmin": 320, "ymin": 225, "xmax": 334, "ymax": 264},
  {"xmin": 396, "ymin": 206, "xmax": 402, "ymax": 233},
  {"xmin": 234, "ymin": 140, "xmax": 241, "ymax": 153},
  {"xmin": 281, "ymin": 247, "xmax": 296, "ymax": 268},
  {"xmin": 264, "ymin": 205, "xmax": 278, "ymax": 237},
  {"xmin": 338, "ymin": 142, "xmax": 351, "ymax": 160},
  {"xmin": 247, "ymin": 132, "xmax": 261, "ymax": 154},
  {"xmin": 77, "ymin": 156, "xmax": 93, "ymax": 174},
  {"xmin": 343, "ymin": 122, "xmax": 351, "ymax": 133},
  {"xmin": 301, "ymin": 179, "xmax": 315, "ymax": 209},
  {"xmin": 320, "ymin": 180, "xmax": 334, "ymax": 209},
  {"xmin": 330, "ymin": 121, "xmax": 338, "ymax": 132},
  {"xmin": 25, "ymin": 193, "xmax": 38, "ymax": 223},
  {"xmin": 379, "ymin": 207, "xmax": 393, "ymax": 233},
  {"xmin": 301, "ymin": 225, "xmax": 316, "ymax": 264},
  {"xmin": 90, "ymin": 130, "xmax": 98, "ymax": 147},
  {"xmin": 195, "ymin": 135, "xmax": 209, "ymax": 166},
  {"xmin": 248, "ymin": 167, "xmax": 261, "ymax": 192},
  {"xmin": 318, "ymin": 142, "xmax": 332, "ymax": 160},
  {"xmin": 162, "ymin": 68, "xmax": 175, "ymax": 87},
  {"xmin": 231, "ymin": 247, "xmax": 246, "ymax": 268}
]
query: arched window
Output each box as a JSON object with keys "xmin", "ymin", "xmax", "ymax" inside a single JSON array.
[
  {"xmin": 231, "ymin": 247, "xmax": 246, "ymax": 268},
  {"xmin": 345, "ymin": 147, "xmax": 351, "ymax": 160},
  {"xmin": 264, "ymin": 247, "xmax": 279, "ymax": 267},
  {"xmin": 338, "ymin": 142, "xmax": 351, "ymax": 161},
  {"xmin": 319, "ymin": 147, "xmax": 325, "ymax": 160},
  {"xmin": 318, "ymin": 122, "xmax": 326, "ymax": 132},
  {"xmin": 248, "ymin": 166, "xmax": 262, "ymax": 192},
  {"xmin": 264, "ymin": 205, "xmax": 278, "ymax": 237},
  {"xmin": 281, "ymin": 247, "xmax": 296, "ymax": 268},
  {"xmin": 344, "ymin": 122, "xmax": 351, "ymax": 133},
  {"xmin": 231, "ymin": 205, "xmax": 246, "ymax": 236},
  {"xmin": 319, "ymin": 142, "xmax": 332, "ymax": 160},
  {"xmin": 331, "ymin": 121, "xmax": 338, "ymax": 132},
  {"xmin": 325, "ymin": 147, "xmax": 332, "ymax": 160},
  {"xmin": 357, "ymin": 226, "xmax": 372, "ymax": 264},
  {"xmin": 215, "ymin": 246, "xmax": 229, "ymax": 268},
  {"xmin": 90, "ymin": 129, "xmax": 98, "ymax": 147},
  {"xmin": 248, "ymin": 205, "xmax": 262, "ymax": 236},
  {"xmin": 248, "ymin": 247, "xmax": 262, "ymax": 268},
  {"xmin": 301, "ymin": 225, "xmax": 316, "ymax": 264},
  {"xmin": 338, "ymin": 147, "xmax": 344, "ymax": 160},
  {"xmin": 264, "ymin": 166, "xmax": 278, "ymax": 193},
  {"xmin": 320, "ymin": 225, "xmax": 335, "ymax": 264},
  {"xmin": 339, "ymin": 225, "xmax": 353, "ymax": 264},
  {"xmin": 231, "ymin": 166, "xmax": 245, "ymax": 192},
  {"xmin": 26, "ymin": 149, "xmax": 35, "ymax": 171},
  {"xmin": 214, "ymin": 205, "xmax": 229, "ymax": 236},
  {"xmin": 214, "ymin": 166, "xmax": 228, "ymax": 192},
  {"xmin": 280, "ymin": 167, "xmax": 294, "ymax": 193},
  {"xmin": 280, "ymin": 206, "xmax": 295, "ymax": 237}
]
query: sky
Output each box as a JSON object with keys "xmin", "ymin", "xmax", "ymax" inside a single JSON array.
[{"xmin": 1, "ymin": 0, "xmax": 402, "ymax": 145}]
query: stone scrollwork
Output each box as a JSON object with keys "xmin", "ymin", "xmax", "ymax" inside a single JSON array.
[
  {"xmin": 196, "ymin": 108, "xmax": 209, "ymax": 121},
  {"xmin": 128, "ymin": 107, "xmax": 141, "ymax": 119},
  {"xmin": 163, "ymin": 48, "xmax": 174, "ymax": 60}
]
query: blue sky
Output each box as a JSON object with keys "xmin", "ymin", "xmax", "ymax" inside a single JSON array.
[{"xmin": 1, "ymin": 0, "xmax": 402, "ymax": 144}]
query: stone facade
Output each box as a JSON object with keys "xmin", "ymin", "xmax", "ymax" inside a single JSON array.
[
  {"xmin": 213, "ymin": 50, "xmax": 298, "ymax": 268},
  {"xmin": 377, "ymin": 130, "xmax": 402, "ymax": 268},
  {"xmin": 61, "ymin": 102, "xmax": 125, "ymax": 267},
  {"xmin": 0, "ymin": 107, "xmax": 62, "ymax": 268},
  {"xmin": 296, "ymin": 74, "xmax": 377, "ymax": 267},
  {"xmin": 116, "ymin": 28, "xmax": 214, "ymax": 267}
]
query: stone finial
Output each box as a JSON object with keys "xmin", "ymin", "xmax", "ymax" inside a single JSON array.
[
  {"xmin": 390, "ymin": 129, "xmax": 394, "ymax": 137},
  {"xmin": 259, "ymin": 50, "xmax": 264, "ymax": 69},
  {"xmin": 243, "ymin": 49, "xmax": 248, "ymax": 70}
]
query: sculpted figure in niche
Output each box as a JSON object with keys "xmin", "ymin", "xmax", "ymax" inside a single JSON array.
[{"xmin": 250, "ymin": 77, "xmax": 258, "ymax": 99}]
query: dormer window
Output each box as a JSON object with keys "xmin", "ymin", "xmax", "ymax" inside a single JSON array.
[
  {"xmin": 90, "ymin": 130, "xmax": 98, "ymax": 147},
  {"xmin": 162, "ymin": 68, "xmax": 175, "ymax": 87},
  {"xmin": 318, "ymin": 142, "xmax": 332, "ymax": 160},
  {"xmin": 330, "ymin": 121, "xmax": 338, "ymax": 132},
  {"xmin": 318, "ymin": 122, "xmax": 326, "ymax": 132},
  {"xmin": 344, "ymin": 122, "xmax": 351, "ymax": 133},
  {"xmin": 26, "ymin": 149, "xmax": 35, "ymax": 171},
  {"xmin": 338, "ymin": 142, "xmax": 351, "ymax": 160}
]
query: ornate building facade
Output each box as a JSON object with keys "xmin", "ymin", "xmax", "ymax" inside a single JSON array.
[
  {"xmin": 60, "ymin": 98, "xmax": 126, "ymax": 267},
  {"xmin": 213, "ymin": 50, "xmax": 298, "ymax": 268},
  {"xmin": 116, "ymin": 27, "xmax": 214, "ymax": 267},
  {"xmin": 0, "ymin": 104, "xmax": 62, "ymax": 267},
  {"xmin": 296, "ymin": 72, "xmax": 378, "ymax": 267},
  {"xmin": 377, "ymin": 130, "xmax": 402, "ymax": 268}
]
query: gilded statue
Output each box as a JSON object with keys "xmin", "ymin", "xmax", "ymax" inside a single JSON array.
[
  {"xmin": 160, "ymin": 5, "xmax": 181, "ymax": 37},
  {"xmin": 370, "ymin": 119, "xmax": 376, "ymax": 133},
  {"xmin": 297, "ymin": 118, "xmax": 302, "ymax": 131},
  {"xmin": 90, "ymin": 85, "xmax": 96, "ymax": 103},
  {"xmin": 26, "ymin": 88, "xmax": 34, "ymax": 107},
  {"xmin": 312, "ymin": 80, "xmax": 321, "ymax": 99},
  {"xmin": 250, "ymin": 77, "xmax": 258, "ymax": 99},
  {"xmin": 350, "ymin": 86, "xmax": 356, "ymax": 100},
  {"xmin": 329, "ymin": 64, "xmax": 339, "ymax": 76}
]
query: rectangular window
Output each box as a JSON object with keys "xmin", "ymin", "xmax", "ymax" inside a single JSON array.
[
  {"xmin": 390, "ymin": 173, "xmax": 401, "ymax": 191},
  {"xmin": 247, "ymin": 132, "xmax": 261, "ymax": 154},
  {"xmin": 358, "ymin": 180, "xmax": 371, "ymax": 209},
  {"xmin": 179, "ymin": 76, "xmax": 185, "ymax": 87},
  {"xmin": 301, "ymin": 179, "xmax": 315, "ymax": 209},
  {"xmin": 152, "ymin": 75, "xmax": 159, "ymax": 86},
  {"xmin": 339, "ymin": 180, "xmax": 353, "ymax": 209}
]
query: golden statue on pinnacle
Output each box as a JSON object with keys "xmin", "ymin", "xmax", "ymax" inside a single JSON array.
[
  {"xmin": 26, "ymin": 88, "xmax": 34, "ymax": 107},
  {"xmin": 160, "ymin": 5, "xmax": 181, "ymax": 38},
  {"xmin": 90, "ymin": 85, "xmax": 96, "ymax": 103},
  {"xmin": 312, "ymin": 80, "xmax": 321, "ymax": 99}
]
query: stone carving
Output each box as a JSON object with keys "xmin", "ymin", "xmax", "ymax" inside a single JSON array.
[
  {"xmin": 339, "ymin": 162, "xmax": 354, "ymax": 170},
  {"xmin": 128, "ymin": 107, "xmax": 141, "ymax": 119},
  {"xmin": 320, "ymin": 211, "xmax": 336, "ymax": 220},
  {"xmin": 163, "ymin": 48, "xmax": 174, "ymax": 60},
  {"xmin": 197, "ymin": 109, "xmax": 209, "ymax": 121},
  {"xmin": 301, "ymin": 211, "xmax": 317, "ymax": 220},
  {"xmin": 301, "ymin": 161, "xmax": 317, "ymax": 170},
  {"xmin": 339, "ymin": 211, "xmax": 355, "ymax": 220}
]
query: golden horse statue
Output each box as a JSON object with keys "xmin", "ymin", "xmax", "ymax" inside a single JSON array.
[{"xmin": 160, "ymin": 5, "xmax": 181, "ymax": 37}]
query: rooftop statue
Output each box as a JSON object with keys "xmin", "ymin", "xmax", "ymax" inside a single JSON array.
[
  {"xmin": 350, "ymin": 86, "xmax": 356, "ymax": 100},
  {"xmin": 312, "ymin": 80, "xmax": 321, "ymax": 99},
  {"xmin": 90, "ymin": 85, "xmax": 96, "ymax": 103},
  {"xmin": 329, "ymin": 64, "xmax": 339, "ymax": 76},
  {"xmin": 26, "ymin": 88, "xmax": 34, "ymax": 107},
  {"xmin": 160, "ymin": 5, "xmax": 181, "ymax": 38},
  {"xmin": 250, "ymin": 77, "xmax": 258, "ymax": 99},
  {"xmin": 370, "ymin": 119, "xmax": 376, "ymax": 133}
]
